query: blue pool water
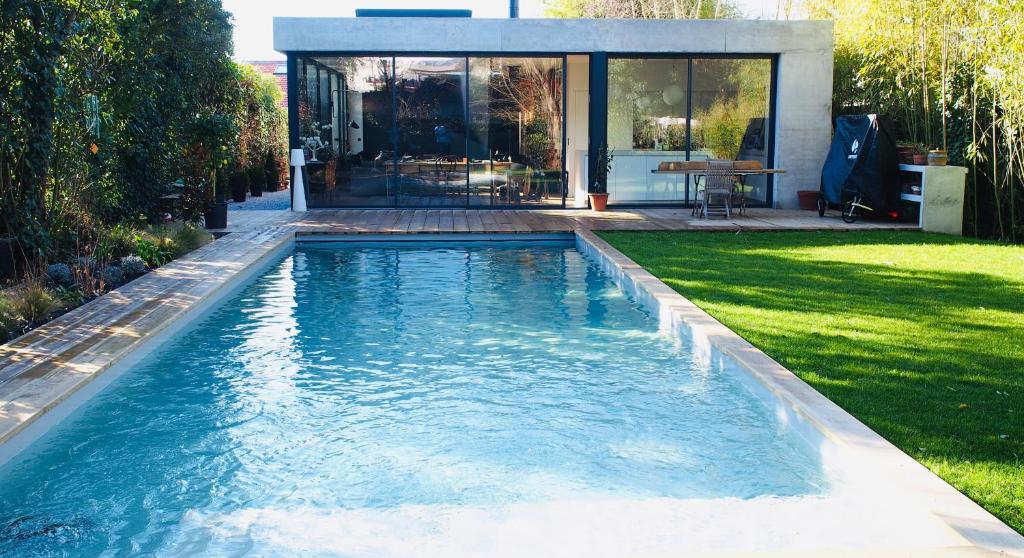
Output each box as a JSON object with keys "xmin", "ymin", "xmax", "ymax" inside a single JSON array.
[{"xmin": 0, "ymin": 243, "xmax": 829, "ymax": 556}]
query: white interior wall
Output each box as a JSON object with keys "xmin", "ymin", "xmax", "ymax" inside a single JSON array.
[{"xmin": 566, "ymin": 55, "xmax": 589, "ymax": 208}]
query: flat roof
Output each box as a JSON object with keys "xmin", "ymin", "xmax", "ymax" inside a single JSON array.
[{"xmin": 273, "ymin": 17, "xmax": 832, "ymax": 55}]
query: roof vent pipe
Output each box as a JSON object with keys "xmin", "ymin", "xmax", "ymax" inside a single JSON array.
[{"xmin": 509, "ymin": 0, "xmax": 519, "ymax": 18}]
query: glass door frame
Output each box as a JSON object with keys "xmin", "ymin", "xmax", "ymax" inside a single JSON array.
[
  {"xmin": 290, "ymin": 52, "xmax": 569, "ymax": 209},
  {"xmin": 602, "ymin": 53, "xmax": 778, "ymax": 208}
]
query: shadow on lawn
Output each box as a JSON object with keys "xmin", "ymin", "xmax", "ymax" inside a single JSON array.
[{"xmin": 603, "ymin": 231, "xmax": 1023, "ymax": 480}]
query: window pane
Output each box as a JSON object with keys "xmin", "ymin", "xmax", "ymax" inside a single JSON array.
[
  {"xmin": 394, "ymin": 57, "xmax": 468, "ymax": 207},
  {"xmin": 303, "ymin": 56, "xmax": 394, "ymax": 207},
  {"xmin": 691, "ymin": 58, "xmax": 772, "ymax": 205},
  {"xmin": 468, "ymin": 57, "xmax": 564, "ymax": 206},
  {"xmin": 607, "ymin": 58, "xmax": 689, "ymax": 203}
]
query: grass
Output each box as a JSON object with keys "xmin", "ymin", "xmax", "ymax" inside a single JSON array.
[{"xmin": 598, "ymin": 230, "xmax": 1024, "ymax": 534}]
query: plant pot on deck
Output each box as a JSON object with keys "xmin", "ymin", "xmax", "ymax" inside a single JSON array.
[
  {"xmin": 797, "ymin": 190, "xmax": 820, "ymax": 211},
  {"xmin": 589, "ymin": 193, "xmax": 609, "ymax": 212},
  {"xmin": 204, "ymin": 202, "xmax": 227, "ymax": 230},
  {"xmin": 229, "ymin": 171, "xmax": 249, "ymax": 203}
]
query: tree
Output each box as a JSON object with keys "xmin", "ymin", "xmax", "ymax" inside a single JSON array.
[
  {"xmin": 544, "ymin": 0, "xmax": 741, "ymax": 19},
  {"xmin": 806, "ymin": 0, "xmax": 1024, "ymax": 241}
]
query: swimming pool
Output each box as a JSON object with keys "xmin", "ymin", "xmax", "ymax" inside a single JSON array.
[{"xmin": 0, "ymin": 239, "xmax": 974, "ymax": 556}]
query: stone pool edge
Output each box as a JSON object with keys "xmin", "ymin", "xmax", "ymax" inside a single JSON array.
[
  {"xmin": 573, "ymin": 227, "xmax": 1024, "ymax": 557},
  {"xmin": 0, "ymin": 227, "xmax": 296, "ymax": 461}
]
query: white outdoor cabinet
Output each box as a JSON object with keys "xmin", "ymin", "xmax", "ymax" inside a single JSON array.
[{"xmin": 899, "ymin": 164, "xmax": 967, "ymax": 235}]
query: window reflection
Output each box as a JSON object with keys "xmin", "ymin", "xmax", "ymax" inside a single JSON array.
[
  {"xmin": 394, "ymin": 57, "xmax": 468, "ymax": 206},
  {"xmin": 469, "ymin": 57, "xmax": 564, "ymax": 206},
  {"xmin": 691, "ymin": 58, "xmax": 771, "ymax": 204},
  {"xmin": 605, "ymin": 56, "xmax": 772, "ymax": 206}
]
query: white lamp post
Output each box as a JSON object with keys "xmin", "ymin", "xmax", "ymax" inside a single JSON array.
[{"xmin": 290, "ymin": 148, "xmax": 307, "ymax": 212}]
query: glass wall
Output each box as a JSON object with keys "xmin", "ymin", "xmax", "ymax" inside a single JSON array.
[
  {"xmin": 297, "ymin": 55, "xmax": 564, "ymax": 208},
  {"xmin": 297, "ymin": 57, "xmax": 394, "ymax": 207},
  {"xmin": 608, "ymin": 58, "xmax": 689, "ymax": 203},
  {"xmin": 606, "ymin": 56, "xmax": 774, "ymax": 206},
  {"xmin": 469, "ymin": 57, "xmax": 565, "ymax": 205},
  {"xmin": 394, "ymin": 57, "xmax": 468, "ymax": 206},
  {"xmin": 690, "ymin": 58, "xmax": 772, "ymax": 205}
]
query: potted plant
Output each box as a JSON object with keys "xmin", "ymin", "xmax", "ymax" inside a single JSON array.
[
  {"xmin": 229, "ymin": 170, "xmax": 249, "ymax": 202},
  {"xmin": 263, "ymin": 152, "xmax": 280, "ymax": 192},
  {"xmin": 911, "ymin": 145, "xmax": 928, "ymax": 165},
  {"xmin": 203, "ymin": 170, "xmax": 228, "ymax": 229},
  {"xmin": 247, "ymin": 167, "xmax": 265, "ymax": 197},
  {"xmin": 589, "ymin": 143, "xmax": 614, "ymax": 211}
]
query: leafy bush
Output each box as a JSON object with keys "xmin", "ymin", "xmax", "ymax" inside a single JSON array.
[
  {"xmin": 52, "ymin": 285, "xmax": 85, "ymax": 308},
  {"xmin": 12, "ymin": 284, "xmax": 56, "ymax": 327},
  {"xmin": 264, "ymin": 152, "xmax": 281, "ymax": 191},
  {"xmin": 0, "ymin": 298, "xmax": 21, "ymax": 342},
  {"xmin": 102, "ymin": 265, "xmax": 126, "ymax": 288},
  {"xmin": 95, "ymin": 224, "xmax": 138, "ymax": 263},
  {"xmin": 248, "ymin": 167, "xmax": 266, "ymax": 196},
  {"xmin": 134, "ymin": 237, "xmax": 171, "ymax": 268},
  {"xmin": 170, "ymin": 224, "xmax": 213, "ymax": 257},
  {"xmin": 120, "ymin": 255, "xmax": 147, "ymax": 279},
  {"xmin": 46, "ymin": 263, "xmax": 74, "ymax": 288}
]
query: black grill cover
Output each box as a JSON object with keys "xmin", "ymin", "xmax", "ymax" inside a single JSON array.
[{"xmin": 820, "ymin": 115, "xmax": 900, "ymax": 214}]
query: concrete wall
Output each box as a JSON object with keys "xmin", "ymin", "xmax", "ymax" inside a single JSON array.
[{"xmin": 275, "ymin": 17, "xmax": 834, "ymax": 208}]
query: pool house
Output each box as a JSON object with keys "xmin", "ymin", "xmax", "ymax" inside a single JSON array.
[{"xmin": 274, "ymin": 14, "xmax": 833, "ymax": 209}]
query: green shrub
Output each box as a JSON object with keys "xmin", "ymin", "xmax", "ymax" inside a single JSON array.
[
  {"xmin": 171, "ymin": 224, "xmax": 213, "ymax": 257},
  {"xmin": 52, "ymin": 285, "xmax": 85, "ymax": 308},
  {"xmin": 120, "ymin": 255, "xmax": 147, "ymax": 279},
  {"xmin": 134, "ymin": 237, "xmax": 172, "ymax": 268},
  {"xmin": 229, "ymin": 171, "xmax": 249, "ymax": 202},
  {"xmin": 248, "ymin": 167, "xmax": 266, "ymax": 187},
  {"xmin": 0, "ymin": 297, "xmax": 22, "ymax": 342},
  {"xmin": 12, "ymin": 284, "xmax": 56, "ymax": 326},
  {"xmin": 46, "ymin": 263, "xmax": 74, "ymax": 288},
  {"xmin": 94, "ymin": 224, "xmax": 138, "ymax": 263},
  {"xmin": 264, "ymin": 152, "xmax": 281, "ymax": 191},
  {"xmin": 102, "ymin": 265, "xmax": 126, "ymax": 288}
]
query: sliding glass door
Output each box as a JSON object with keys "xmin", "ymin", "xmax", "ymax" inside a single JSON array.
[
  {"xmin": 297, "ymin": 55, "xmax": 565, "ymax": 208},
  {"xmin": 394, "ymin": 57, "xmax": 469, "ymax": 207},
  {"xmin": 605, "ymin": 55, "xmax": 775, "ymax": 206},
  {"xmin": 297, "ymin": 57, "xmax": 394, "ymax": 207},
  {"xmin": 690, "ymin": 58, "xmax": 772, "ymax": 206},
  {"xmin": 468, "ymin": 57, "xmax": 565, "ymax": 206}
]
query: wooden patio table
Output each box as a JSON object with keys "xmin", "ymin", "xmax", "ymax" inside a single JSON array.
[{"xmin": 651, "ymin": 160, "xmax": 787, "ymax": 210}]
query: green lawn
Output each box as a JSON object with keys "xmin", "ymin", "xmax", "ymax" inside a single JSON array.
[{"xmin": 599, "ymin": 230, "xmax": 1024, "ymax": 533}]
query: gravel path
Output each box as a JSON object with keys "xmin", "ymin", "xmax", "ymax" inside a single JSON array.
[{"xmin": 231, "ymin": 188, "xmax": 291, "ymax": 211}]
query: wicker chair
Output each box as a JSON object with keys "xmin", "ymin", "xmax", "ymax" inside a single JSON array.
[{"xmin": 693, "ymin": 160, "xmax": 736, "ymax": 219}]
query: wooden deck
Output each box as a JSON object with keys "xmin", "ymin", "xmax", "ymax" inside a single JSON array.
[{"xmin": 228, "ymin": 207, "xmax": 919, "ymax": 235}]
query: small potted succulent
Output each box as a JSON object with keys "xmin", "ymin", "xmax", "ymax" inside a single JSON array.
[{"xmin": 589, "ymin": 143, "xmax": 613, "ymax": 212}]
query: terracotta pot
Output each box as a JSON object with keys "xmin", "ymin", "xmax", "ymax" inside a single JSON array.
[
  {"xmin": 797, "ymin": 190, "xmax": 820, "ymax": 211},
  {"xmin": 912, "ymin": 153, "xmax": 928, "ymax": 165},
  {"xmin": 927, "ymin": 149, "xmax": 948, "ymax": 166},
  {"xmin": 589, "ymin": 193, "xmax": 609, "ymax": 212}
]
